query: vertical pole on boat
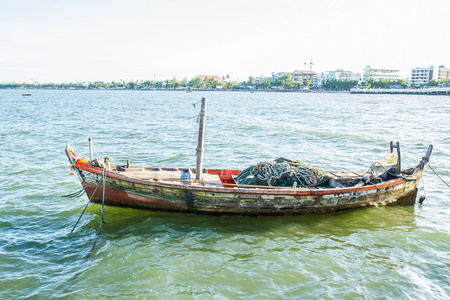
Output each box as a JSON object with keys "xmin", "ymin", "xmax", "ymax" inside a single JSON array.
[
  {"xmin": 89, "ymin": 138, "xmax": 94, "ymax": 161},
  {"xmin": 396, "ymin": 142, "xmax": 401, "ymax": 175},
  {"xmin": 196, "ymin": 98, "xmax": 207, "ymax": 181},
  {"xmin": 390, "ymin": 141, "xmax": 401, "ymax": 175}
]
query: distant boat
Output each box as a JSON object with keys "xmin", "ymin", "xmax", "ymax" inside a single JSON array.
[
  {"xmin": 22, "ymin": 93, "xmax": 32, "ymax": 96},
  {"xmin": 65, "ymin": 98, "xmax": 433, "ymax": 216}
]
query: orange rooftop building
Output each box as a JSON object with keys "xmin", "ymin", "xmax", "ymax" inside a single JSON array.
[{"xmin": 196, "ymin": 75, "xmax": 225, "ymax": 84}]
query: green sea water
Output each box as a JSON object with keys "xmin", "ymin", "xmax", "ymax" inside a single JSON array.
[{"xmin": 0, "ymin": 90, "xmax": 449, "ymax": 299}]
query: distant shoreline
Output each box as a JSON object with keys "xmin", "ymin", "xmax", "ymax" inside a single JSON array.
[
  {"xmin": 2, "ymin": 87, "xmax": 350, "ymax": 93},
  {"xmin": 6, "ymin": 87, "xmax": 450, "ymax": 95}
]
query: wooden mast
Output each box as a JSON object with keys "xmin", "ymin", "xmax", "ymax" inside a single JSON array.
[
  {"xmin": 89, "ymin": 138, "xmax": 94, "ymax": 161},
  {"xmin": 196, "ymin": 98, "xmax": 207, "ymax": 181}
]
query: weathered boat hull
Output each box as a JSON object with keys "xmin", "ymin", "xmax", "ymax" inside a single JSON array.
[
  {"xmin": 65, "ymin": 98, "xmax": 433, "ymax": 216},
  {"xmin": 73, "ymin": 161, "xmax": 423, "ymax": 216}
]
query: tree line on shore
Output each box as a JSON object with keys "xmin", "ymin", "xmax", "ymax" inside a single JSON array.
[{"xmin": 1, "ymin": 76, "xmax": 448, "ymax": 91}]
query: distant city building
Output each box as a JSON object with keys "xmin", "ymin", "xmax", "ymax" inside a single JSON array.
[
  {"xmin": 324, "ymin": 69, "xmax": 360, "ymax": 81},
  {"xmin": 271, "ymin": 70, "xmax": 317, "ymax": 84},
  {"xmin": 291, "ymin": 70, "xmax": 316, "ymax": 83},
  {"xmin": 337, "ymin": 71, "xmax": 361, "ymax": 81},
  {"xmin": 255, "ymin": 76, "xmax": 271, "ymax": 85},
  {"xmin": 312, "ymin": 74, "xmax": 323, "ymax": 88},
  {"xmin": 363, "ymin": 65, "xmax": 401, "ymax": 82},
  {"xmin": 411, "ymin": 66, "xmax": 434, "ymax": 86},
  {"xmin": 437, "ymin": 65, "xmax": 450, "ymax": 81},
  {"xmin": 271, "ymin": 72, "xmax": 287, "ymax": 82},
  {"xmin": 313, "ymin": 70, "xmax": 361, "ymax": 88}
]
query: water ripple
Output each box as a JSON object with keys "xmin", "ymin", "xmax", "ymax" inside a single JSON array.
[{"xmin": 0, "ymin": 90, "xmax": 449, "ymax": 299}]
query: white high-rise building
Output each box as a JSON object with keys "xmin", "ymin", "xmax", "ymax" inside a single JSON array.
[{"xmin": 411, "ymin": 66, "xmax": 434, "ymax": 86}]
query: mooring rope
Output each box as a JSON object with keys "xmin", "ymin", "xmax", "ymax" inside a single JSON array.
[
  {"xmin": 414, "ymin": 163, "xmax": 450, "ymax": 206},
  {"xmin": 427, "ymin": 163, "xmax": 450, "ymax": 188},
  {"xmin": 192, "ymin": 99, "xmax": 202, "ymax": 108},
  {"xmin": 89, "ymin": 167, "xmax": 107, "ymax": 253},
  {"xmin": 62, "ymin": 189, "xmax": 85, "ymax": 198},
  {"xmin": 63, "ymin": 168, "xmax": 107, "ymax": 292},
  {"xmin": 68, "ymin": 169, "xmax": 105, "ymax": 238}
]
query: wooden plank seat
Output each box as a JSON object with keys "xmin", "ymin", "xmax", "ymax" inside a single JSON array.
[{"xmin": 117, "ymin": 166, "xmax": 223, "ymax": 187}]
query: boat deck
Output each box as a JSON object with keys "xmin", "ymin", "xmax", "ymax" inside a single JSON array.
[{"xmin": 114, "ymin": 165, "xmax": 370, "ymax": 189}]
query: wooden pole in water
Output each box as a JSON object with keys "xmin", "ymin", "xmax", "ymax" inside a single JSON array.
[
  {"xmin": 196, "ymin": 98, "xmax": 207, "ymax": 181},
  {"xmin": 89, "ymin": 138, "xmax": 94, "ymax": 161}
]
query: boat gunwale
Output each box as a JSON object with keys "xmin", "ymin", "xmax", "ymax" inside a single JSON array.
[{"xmin": 72, "ymin": 159, "xmax": 424, "ymax": 196}]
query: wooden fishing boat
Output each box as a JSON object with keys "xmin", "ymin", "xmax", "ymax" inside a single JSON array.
[{"xmin": 65, "ymin": 98, "xmax": 433, "ymax": 216}]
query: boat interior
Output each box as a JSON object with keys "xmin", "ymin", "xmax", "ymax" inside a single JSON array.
[
  {"xmin": 98, "ymin": 155, "xmax": 407, "ymax": 189},
  {"xmin": 73, "ymin": 140, "xmax": 422, "ymax": 189}
]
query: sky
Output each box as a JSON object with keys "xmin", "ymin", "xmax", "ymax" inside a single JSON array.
[{"xmin": 1, "ymin": 0, "xmax": 449, "ymax": 83}]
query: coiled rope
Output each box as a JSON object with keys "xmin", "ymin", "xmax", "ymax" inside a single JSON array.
[{"xmin": 236, "ymin": 157, "xmax": 330, "ymax": 187}]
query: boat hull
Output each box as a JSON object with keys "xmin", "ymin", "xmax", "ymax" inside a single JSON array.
[{"xmin": 75, "ymin": 165, "xmax": 422, "ymax": 216}]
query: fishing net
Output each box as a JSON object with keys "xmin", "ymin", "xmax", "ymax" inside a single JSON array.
[{"xmin": 235, "ymin": 157, "xmax": 330, "ymax": 187}]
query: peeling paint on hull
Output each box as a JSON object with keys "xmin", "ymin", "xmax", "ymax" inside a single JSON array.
[
  {"xmin": 76, "ymin": 167, "xmax": 422, "ymax": 216},
  {"xmin": 66, "ymin": 141, "xmax": 432, "ymax": 216}
]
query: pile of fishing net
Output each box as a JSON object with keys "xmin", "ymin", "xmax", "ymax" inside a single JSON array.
[{"xmin": 235, "ymin": 157, "xmax": 330, "ymax": 187}]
